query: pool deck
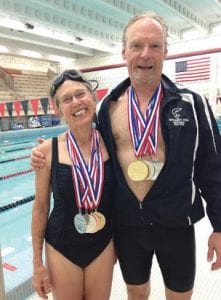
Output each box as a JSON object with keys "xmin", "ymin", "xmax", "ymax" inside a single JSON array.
[
  {"xmin": 3, "ymin": 247, "xmax": 34, "ymax": 300},
  {"xmin": 25, "ymin": 217, "xmax": 221, "ymax": 300},
  {"xmin": 1, "ymin": 123, "xmax": 221, "ymax": 299}
]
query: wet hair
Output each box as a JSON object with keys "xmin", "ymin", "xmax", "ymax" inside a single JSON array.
[{"xmin": 122, "ymin": 11, "xmax": 168, "ymax": 47}]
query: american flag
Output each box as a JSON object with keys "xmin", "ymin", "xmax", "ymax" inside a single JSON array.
[{"xmin": 175, "ymin": 56, "xmax": 210, "ymax": 82}]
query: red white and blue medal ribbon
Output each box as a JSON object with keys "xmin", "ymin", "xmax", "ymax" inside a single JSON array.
[
  {"xmin": 67, "ymin": 129, "xmax": 104, "ymax": 211},
  {"xmin": 128, "ymin": 84, "xmax": 162, "ymax": 157}
]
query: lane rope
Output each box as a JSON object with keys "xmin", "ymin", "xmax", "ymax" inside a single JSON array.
[
  {"xmin": 0, "ymin": 169, "xmax": 33, "ymax": 180},
  {"xmin": 0, "ymin": 140, "xmax": 32, "ymax": 147},
  {"xmin": 0, "ymin": 195, "xmax": 35, "ymax": 212},
  {"xmin": 1, "ymin": 146, "xmax": 33, "ymax": 153},
  {"xmin": 0, "ymin": 155, "xmax": 30, "ymax": 164}
]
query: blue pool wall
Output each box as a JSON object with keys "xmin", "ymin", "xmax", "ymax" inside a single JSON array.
[{"xmin": 0, "ymin": 125, "xmax": 67, "ymax": 144}]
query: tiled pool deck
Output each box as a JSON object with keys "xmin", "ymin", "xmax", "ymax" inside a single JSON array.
[
  {"xmin": 1, "ymin": 123, "xmax": 221, "ymax": 299},
  {"xmin": 24, "ymin": 217, "xmax": 221, "ymax": 300}
]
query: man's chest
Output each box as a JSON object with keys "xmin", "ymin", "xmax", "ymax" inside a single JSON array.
[
  {"xmin": 109, "ymin": 98, "xmax": 165, "ymax": 158},
  {"xmin": 109, "ymin": 100, "xmax": 131, "ymax": 147}
]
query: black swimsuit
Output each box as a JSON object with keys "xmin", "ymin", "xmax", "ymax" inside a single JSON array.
[{"xmin": 45, "ymin": 137, "xmax": 115, "ymax": 268}]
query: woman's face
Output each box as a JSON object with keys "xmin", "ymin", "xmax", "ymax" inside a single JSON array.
[{"xmin": 55, "ymin": 80, "xmax": 96, "ymax": 129}]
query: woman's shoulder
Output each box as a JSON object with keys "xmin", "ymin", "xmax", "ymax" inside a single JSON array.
[
  {"xmin": 36, "ymin": 137, "xmax": 52, "ymax": 155},
  {"xmin": 38, "ymin": 132, "xmax": 67, "ymax": 153}
]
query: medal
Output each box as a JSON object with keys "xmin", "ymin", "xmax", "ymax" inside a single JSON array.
[
  {"xmin": 128, "ymin": 160, "xmax": 154, "ymax": 181},
  {"xmin": 74, "ymin": 213, "xmax": 88, "ymax": 234},
  {"xmin": 85, "ymin": 214, "xmax": 97, "ymax": 233},
  {"xmin": 127, "ymin": 84, "xmax": 164, "ymax": 182},
  {"xmin": 128, "ymin": 160, "xmax": 164, "ymax": 181},
  {"xmin": 149, "ymin": 160, "xmax": 164, "ymax": 180},
  {"xmin": 92, "ymin": 211, "xmax": 106, "ymax": 231},
  {"xmin": 67, "ymin": 129, "xmax": 105, "ymax": 234}
]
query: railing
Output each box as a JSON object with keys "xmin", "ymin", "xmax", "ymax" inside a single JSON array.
[
  {"xmin": 47, "ymin": 67, "xmax": 57, "ymax": 79},
  {"xmin": 0, "ymin": 66, "xmax": 14, "ymax": 91}
]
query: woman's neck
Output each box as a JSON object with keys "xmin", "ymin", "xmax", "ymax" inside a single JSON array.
[
  {"xmin": 68, "ymin": 125, "xmax": 94, "ymax": 164},
  {"xmin": 69, "ymin": 125, "xmax": 93, "ymax": 146}
]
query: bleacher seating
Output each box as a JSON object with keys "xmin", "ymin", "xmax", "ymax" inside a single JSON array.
[
  {"xmin": 13, "ymin": 74, "xmax": 52, "ymax": 99},
  {"xmin": 0, "ymin": 70, "xmax": 55, "ymax": 101}
]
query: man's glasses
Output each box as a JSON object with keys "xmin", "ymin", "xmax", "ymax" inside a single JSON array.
[{"xmin": 50, "ymin": 70, "xmax": 99, "ymax": 97}]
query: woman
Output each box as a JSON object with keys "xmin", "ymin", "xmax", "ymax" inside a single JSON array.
[{"xmin": 31, "ymin": 69, "xmax": 115, "ymax": 300}]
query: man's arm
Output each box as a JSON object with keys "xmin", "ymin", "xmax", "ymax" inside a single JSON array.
[{"xmin": 194, "ymin": 95, "xmax": 221, "ymax": 270}]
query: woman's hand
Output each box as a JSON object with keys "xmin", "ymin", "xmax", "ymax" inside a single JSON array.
[{"xmin": 32, "ymin": 265, "xmax": 52, "ymax": 299}]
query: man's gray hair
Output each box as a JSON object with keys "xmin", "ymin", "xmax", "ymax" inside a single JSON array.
[{"xmin": 122, "ymin": 11, "xmax": 168, "ymax": 47}]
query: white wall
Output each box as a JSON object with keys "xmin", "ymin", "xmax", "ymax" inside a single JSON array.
[
  {"xmin": 73, "ymin": 34, "xmax": 221, "ymax": 114},
  {"xmin": 1, "ymin": 34, "xmax": 221, "ymax": 115}
]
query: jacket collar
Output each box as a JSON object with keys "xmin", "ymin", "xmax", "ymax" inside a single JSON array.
[{"xmin": 107, "ymin": 73, "xmax": 181, "ymax": 103}]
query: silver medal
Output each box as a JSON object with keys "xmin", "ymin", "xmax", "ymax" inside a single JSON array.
[
  {"xmin": 74, "ymin": 213, "xmax": 88, "ymax": 234},
  {"xmin": 150, "ymin": 161, "xmax": 164, "ymax": 180}
]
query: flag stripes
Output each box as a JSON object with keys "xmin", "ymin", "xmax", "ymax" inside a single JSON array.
[{"xmin": 175, "ymin": 57, "xmax": 210, "ymax": 82}]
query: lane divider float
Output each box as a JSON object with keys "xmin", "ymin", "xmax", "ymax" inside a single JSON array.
[
  {"xmin": 0, "ymin": 195, "xmax": 35, "ymax": 212},
  {"xmin": 0, "ymin": 169, "xmax": 33, "ymax": 181},
  {"xmin": 0, "ymin": 155, "xmax": 30, "ymax": 164}
]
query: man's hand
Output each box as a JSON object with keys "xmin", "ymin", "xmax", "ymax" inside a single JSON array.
[
  {"xmin": 31, "ymin": 138, "xmax": 46, "ymax": 170},
  {"xmin": 207, "ymin": 232, "xmax": 221, "ymax": 270}
]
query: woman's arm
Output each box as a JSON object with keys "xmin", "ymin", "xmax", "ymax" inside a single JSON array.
[{"xmin": 31, "ymin": 139, "xmax": 52, "ymax": 299}]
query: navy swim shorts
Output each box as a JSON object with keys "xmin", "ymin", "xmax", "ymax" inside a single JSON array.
[{"xmin": 114, "ymin": 224, "xmax": 195, "ymax": 292}]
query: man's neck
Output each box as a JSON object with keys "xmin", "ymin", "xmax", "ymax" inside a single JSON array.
[{"xmin": 131, "ymin": 82, "xmax": 160, "ymax": 104}]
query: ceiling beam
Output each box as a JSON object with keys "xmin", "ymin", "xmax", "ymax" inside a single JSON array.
[
  {"xmin": 157, "ymin": 0, "xmax": 209, "ymax": 33},
  {"xmin": 0, "ymin": 0, "xmax": 123, "ymax": 45},
  {"xmin": 110, "ymin": 0, "xmax": 181, "ymax": 39},
  {"xmin": 98, "ymin": 0, "xmax": 181, "ymax": 38},
  {"xmin": 0, "ymin": 26, "xmax": 95, "ymax": 57},
  {"xmin": 0, "ymin": 36, "xmax": 80, "ymax": 59}
]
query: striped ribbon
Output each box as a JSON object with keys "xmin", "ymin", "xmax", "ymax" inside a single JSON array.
[
  {"xmin": 128, "ymin": 84, "xmax": 162, "ymax": 157},
  {"xmin": 67, "ymin": 129, "xmax": 104, "ymax": 211}
]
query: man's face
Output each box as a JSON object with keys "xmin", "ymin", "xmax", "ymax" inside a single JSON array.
[{"xmin": 122, "ymin": 18, "xmax": 167, "ymax": 87}]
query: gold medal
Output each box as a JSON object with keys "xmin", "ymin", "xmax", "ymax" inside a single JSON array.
[
  {"xmin": 85, "ymin": 214, "xmax": 97, "ymax": 233},
  {"xmin": 128, "ymin": 160, "xmax": 148, "ymax": 181},
  {"xmin": 128, "ymin": 160, "xmax": 154, "ymax": 181},
  {"xmin": 90, "ymin": 213, "xmax": 101, "ymax": 232},
  {"xmin": 93, "ymin": 211, "xmax": 106, "ymax": 230},
  {"xmin": 90, "ymin": 212, "xmax": 103, "ymax": 232}
]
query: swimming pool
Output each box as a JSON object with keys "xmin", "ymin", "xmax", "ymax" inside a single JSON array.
[
  {"xmin": 1, "ymin": 119, "xmax": 221, "ymax": 300},
  {"xmin": 0, "ymin": 125, "xmax": 66, "ymax": 300}
]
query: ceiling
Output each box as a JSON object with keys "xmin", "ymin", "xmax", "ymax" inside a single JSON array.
[{"xmin": 0, "ymin": 0, "xmax": 221, "ymax": 61}]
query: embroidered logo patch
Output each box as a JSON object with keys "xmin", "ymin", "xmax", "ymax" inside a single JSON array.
[{"xmin": 169, "ymin": 107, "xmax": 189, "ymax": 126}]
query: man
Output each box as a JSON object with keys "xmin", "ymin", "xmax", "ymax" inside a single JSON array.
[{"xmin": 32, "ymin": 12, "xmax": 221, "ymax": 300}]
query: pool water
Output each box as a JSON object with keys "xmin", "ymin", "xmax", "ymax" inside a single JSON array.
[
  {"xmin": 0, "ymin": 120, "xmax": 220, "ymax": 299},
  {"xmin": 0, "ymin": 126, "xmax": 66, "ymax": 298}
]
